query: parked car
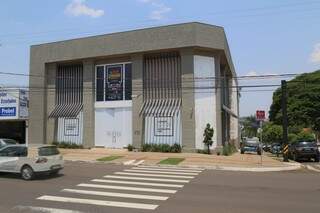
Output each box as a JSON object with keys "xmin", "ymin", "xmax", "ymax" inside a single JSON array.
[
  {"xmin": 289, "ymin": 141, "xmax": 319, "ymax": 162},
  {"xmin": 271, "ymin": 143, "xmax": 282, "ymax": 155},
  {"xmin": 262, "ymin": 144, "xmax": 271, "ymax": 152},
  {"xmin": 0, "ymin": 138, "xmax": 18, "ymax": 148},
  {"xmin": 241, "ymin": 138, "xmax": 262, "ymax": 155},
  {"xmin": 0, "ymin": 145, "xmax": 64, "ymax": 180}
]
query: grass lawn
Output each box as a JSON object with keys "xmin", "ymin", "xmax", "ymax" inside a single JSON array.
[
  {"xmin": 159, "ymin": 158, "xmax": 185, "ymax": 165},
  {"xmin": 97, "ymin": 155, "xmax": 123, "ymax": 162}
]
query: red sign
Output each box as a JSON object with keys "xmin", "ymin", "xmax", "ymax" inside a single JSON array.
[{"xmin": 256, "ymin": 110, "xmax": 265, "ymax": 121}]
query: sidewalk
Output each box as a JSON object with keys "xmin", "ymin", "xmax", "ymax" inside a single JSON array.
[{"xmin": 59, "ymin": 148, "xmax": 301, "ymax": 172}]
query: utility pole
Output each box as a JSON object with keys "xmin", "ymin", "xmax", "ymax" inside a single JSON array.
[{"xmin": 281, "ymin": 80, "xmax": 289, "ymax": 162}]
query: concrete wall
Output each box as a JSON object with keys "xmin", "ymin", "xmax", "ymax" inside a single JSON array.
[
  {"xmin": 82, "ymin": 60, "xmax": 95, "ymax": 148},
  {"xmin": 180, "ymin": 49, "xmax": 195, "ymax": 152},
  {"xmin": 194, "ymin": 55, "xmax": 217, "ymax": 150},
  {"xmin": 131, "ymin": 54, "xmax": 144, "ymax": 149},
  {"xmin": 46, "ymin": 63, "xmax": 56, "ymax": 144}
]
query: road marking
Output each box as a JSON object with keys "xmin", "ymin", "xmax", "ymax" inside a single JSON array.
[
  {"xmin": 78, "ymin": 183, "xmax": 177, "ymax": 194},
  {"xmin": 63, "ymin": 189, "xmax": 168, "ymax": 201},
  {"xmin": 104, "ymin": 175, "xmax": 190, "ymax": 183},
  {"xmin": 123, "ymin": 160, "xmax": 136, "ymax": 165},
  {"xmin": 13, "ymin": 206, "xmax": 84, "ymax": 213},
  {"xmin": 124, "ymin": 169, "xmax": 199, "ymax": 175},
  {"xmin": 37, "ymin": 196, "xmax": 158, "ymax": 210},
  {"xmin": 133, "ymin": 160, "xmax": 145, "ymax": 165},
  {"xmin": 138, "ymin": 165, "xmax": 204, "ymax": 171},
  {"xmin": 92, "ymin": 179, "xmax": 184, "ymax": 188},
  {"xmin": 115, "ymin": 172, "xmax": 194, "ymax": 179},
  {"xmin": 132, "ymin": 167, "xmax": 203, "ymax": 173}
]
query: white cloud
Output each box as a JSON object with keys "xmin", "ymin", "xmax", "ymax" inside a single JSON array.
[
  {"xmin": 310, "ymin": 43, "xmax": 320, "ymax": 64},
  {"xmin": 65, "ymin": 0, "xmax": 104, "ymax": 18},
  {"xmin": 139, "ymin": 0, "xmax": 172, "ymax": 20}
]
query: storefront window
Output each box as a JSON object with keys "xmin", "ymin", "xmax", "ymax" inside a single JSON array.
[
  {"xmin": 95, "ymin": 63, "xmax": 132, "ymax": 102},
  {"xmin": 96, "ymin": 66, "xmax": 104, "ymax": 102}
]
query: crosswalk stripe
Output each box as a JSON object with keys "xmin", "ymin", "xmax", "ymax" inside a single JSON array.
[
  {"xmin": 138, "ymin": 165, "xmax": 204, "ymax": 171},
  {"xmin": 13, "ymin": 206, "xmax": 84, "ymax": 213},
  {"xmin": 91, "ymin": 179, "xmax": 184, "ymax": 188},
  {"xmin": 132, "ymin": 167, "xmax": 203, "ymax": 173},
  {"xmin": 123, "ymin": 160, "xmax": 136, "ymax": 165},
  {"xmin": 104, "ymin": 175, "xmax": 190, "ymax": 183},
  {"xmin": 63, "ymin": 189, "xmax": 168, "ymax": 201},
  {"xmin": 124, "ymin": 169, "xmax": 199, "ymax": 175},
  {"xmin": 78, "ymin": 183, "xmax": 177, "ymax": 194},
  {"xmin": 133, "ymin": 160, "xmax": 145, "ymax": 165},
  {"xmin": 115, "ymin": 172, "xmax": 194, "ymax": 179},
  {"xmin": 37, "ymin": 195, "xmax": 158, "ymax": 210}
]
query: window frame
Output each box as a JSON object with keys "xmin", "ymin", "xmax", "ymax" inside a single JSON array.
[{"xmin": 95, "ymin": 62, "xmax": 132, "ymax": 102}]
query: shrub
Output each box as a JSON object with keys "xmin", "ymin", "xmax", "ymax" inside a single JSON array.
[
  {"xmin": 141, "ymin": 143, "xmax": 182, "ymax": 153},
  {"xmin": 222, "ymin": 143, "xmax": 237, "ymax": 156},
  {"xmin": 127, "ymin": 144, "xmax": 134, "ymax": 151},
  {"xmin": 203, "ymin": 123, "xmax": 214, "ymax": 154},
  {"xmin": 197, "ymin": 149, "xmax": 210, "ymax": 154},
  {"xmin": 52, "ymin": 141, "xmax": 83, "ymax": 149}
]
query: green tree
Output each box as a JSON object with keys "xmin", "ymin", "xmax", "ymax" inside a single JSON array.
[
  {"xmin": 240, "ymin": 115, "xmax": 259, "ymax": 138},
  {"xmin": 262, "ymin": 122, "xmax": 283, "ymax": 144},
  {"xmin": 203, "ymin": 123, "xmax": 214, "ymax": 154},
  {"xmin": 269, "ymin": 70, "xmax": 320, "ymax": 137}
]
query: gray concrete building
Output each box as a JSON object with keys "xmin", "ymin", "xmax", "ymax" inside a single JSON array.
[{"xmin": 28, "ymin": 22, "xmax": 239, "ymax": 152}]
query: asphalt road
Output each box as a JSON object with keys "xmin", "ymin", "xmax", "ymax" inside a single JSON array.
[{"xmin": 0, "ymin": 161, "xmax": 319, "ymax": 213}]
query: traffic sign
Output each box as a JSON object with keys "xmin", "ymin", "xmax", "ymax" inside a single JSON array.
[{"xmin": 256, "ymin": 110, "xmax": 265, "ymax": 121}]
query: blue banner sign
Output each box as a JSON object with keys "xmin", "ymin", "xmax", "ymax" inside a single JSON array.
[{"xmin": 0, "ymin": 107, "xmax": 16, "ymax": 117}]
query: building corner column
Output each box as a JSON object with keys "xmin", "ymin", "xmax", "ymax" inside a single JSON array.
[
  {"xmin": 132, "ymin": 54, "xmax": 144, "ymax": 149},
  {"xmin": 214, "ymin": 54, "xmax": 223, "ymax": 152},
  {"xmin": 82, "ymin": 60, "xmax": 95, "ymax": 148},
  {"xmin": 180, "ymin": 49, "xmax": 196, "ymax": 152}
]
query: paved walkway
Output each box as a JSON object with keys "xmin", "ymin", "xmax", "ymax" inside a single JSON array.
[{"xmin": 59, "ymin": 148, "xmax": 293, "ymax": 170}]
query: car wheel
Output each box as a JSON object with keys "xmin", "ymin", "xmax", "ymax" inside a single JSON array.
[
  {"xmin": 315, "ymin": 156, "xmax": 320, "ymax": 162},
  {"xmin": 293, "ymin": 153, "xmax": 299, "ymax": 162},
  {"xmin": 21, "ymin": 165, "xmax": 35, "ymax": 181}
]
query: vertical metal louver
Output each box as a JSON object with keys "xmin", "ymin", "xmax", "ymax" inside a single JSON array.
[
  {"xmin": 141, "ymin": 52, "xmax": 182, "ymax": 146},
  {"xmin": 49, "ymin": 64, "xmax": 83, "ymax": 118},
  {"xmin": 140, "ymin": 52, "xmax": 182, "ymax": 116}
]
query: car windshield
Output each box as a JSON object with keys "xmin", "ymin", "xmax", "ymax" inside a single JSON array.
[
  {"xmin": 38, "ymin": 146, "xmax": 60, "ymax": 156},
  {"xmin": 296, "ymin": 142, "xmax": 317, "ymax": 147},
  {"xmin": 2, "ymin": 139, "xmax": 17, "ymax": 144},
  {"xmin": 245, "ymin": 140, "xmax": 259, "ymax": 146}
]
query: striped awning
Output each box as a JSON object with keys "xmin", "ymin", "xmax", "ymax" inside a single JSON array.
[
  {"xmin": 140, "ymin": 99, "xmax": 181, "ymax": 117},
  {"xmin": 49, "ymin": 103, "xmax": 83, "ymax": 118}
]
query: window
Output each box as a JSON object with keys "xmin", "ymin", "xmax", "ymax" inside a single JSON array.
[
  {"xmin": 95, "ymin": 63, "xmax": 132, "ymax": 102},
  {"xmin": 0, "ymin": 146, "xmax": 27, "ymax": 157},
  {"xmin": 96, "ymin": 66, "xmax": 104, "ymax": 101},
  {"xmin": 38, "ymin": 146, "xmax": 60, "ymax": 156}
]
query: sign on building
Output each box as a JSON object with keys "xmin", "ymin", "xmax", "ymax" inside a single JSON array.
[
  {"xmin": 154, "ymin": 117, "xmax": 174, "ymax": 136},
  {"xmin": 0, "ymin": 89, "xmax": 29, "ymax": 120}
]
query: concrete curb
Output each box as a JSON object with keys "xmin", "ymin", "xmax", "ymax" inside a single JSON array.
[
  {"xmin": 141, "ymin": 163, "xmax": 303, "ymax": 172},
  {"xmin": 65, "ymin": 160, "xmax": 302, "ymax": 172},
  {"xmin": 305, "ymin": 165, "xmax": 320, "ymax": 173}
]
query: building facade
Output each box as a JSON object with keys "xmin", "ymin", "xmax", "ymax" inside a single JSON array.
[
  {"xmin": 29, "ymin": 22, "xmax": 239, "ymax": 152},
  {"xmin": 0, "ymin": 89, "xmax": 29, "ymax": 144}
]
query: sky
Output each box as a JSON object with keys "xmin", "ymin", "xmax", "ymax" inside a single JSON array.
[{"xmin": 0, "ymin": 0, "xmax": 319, "ymax": 117}]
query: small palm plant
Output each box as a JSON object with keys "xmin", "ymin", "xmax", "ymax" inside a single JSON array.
[{"xmin": 203, "ymin": 123, "xmax": 214, "ymax": 154}]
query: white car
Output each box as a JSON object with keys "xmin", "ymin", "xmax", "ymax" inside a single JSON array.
[{"xmin": 0, "ymin": 144, "xmax": 64, "ymax": 180}]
